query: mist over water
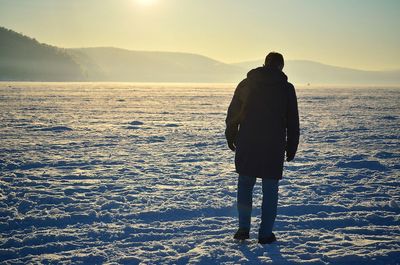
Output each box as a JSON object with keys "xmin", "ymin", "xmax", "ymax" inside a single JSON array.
[{"xmin": 0, "ymin": 83, "xmax": 399, "ymax": 263}]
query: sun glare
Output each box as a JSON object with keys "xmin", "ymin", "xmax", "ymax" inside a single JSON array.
[{"xmin": 136, "ymin": 0, "xmax": 157, "ymax": 6}]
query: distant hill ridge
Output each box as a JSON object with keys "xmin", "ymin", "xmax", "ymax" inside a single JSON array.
[
  {"xmin": 0, "ymin": 27, "xmax": 85, "ymax": 81},
  {"xmin": 1, "ymin": 26, "xmax": 399, "ymax": 84},
  {"xmin": 234, "ymin": 60, "xmax": 400, "ymax": 85},
  {"xmin": 68, "ymin": 47, "xmax": 243, "ymax": 82}
]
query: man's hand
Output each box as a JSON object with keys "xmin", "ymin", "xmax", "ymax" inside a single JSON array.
[
  {"xmin": 225, "ymin": 125, "xmax": 238, "ymax": 152},
  {"xmin": 286, "ymin": 152, "xmax": 295, "ymax": 162},
  {"xmin": 228, "ymin": 141, "xmax": 236, "ymax": 152},
  {"xmin": 285, "ymin": 143, "xmax": 297, "ymax": 162}
]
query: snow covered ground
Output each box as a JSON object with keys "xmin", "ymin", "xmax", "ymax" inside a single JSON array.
[{"xmin": 0, "ymin": 82, "xmax": 399, "ymax": 264}]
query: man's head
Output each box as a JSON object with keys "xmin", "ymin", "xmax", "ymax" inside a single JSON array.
[{"xmin": 264, "ymin": 52, "xmax": 284, "ymax": 71}]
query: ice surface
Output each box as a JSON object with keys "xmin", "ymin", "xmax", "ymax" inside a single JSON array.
[{"xmin": 0, "ymin": 83, "xmax": 399, "ymax": 264}]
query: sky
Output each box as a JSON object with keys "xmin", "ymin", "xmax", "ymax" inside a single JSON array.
[{"xmin": 0, "ymin": 0, "xmax": 399, "ymax": 71}]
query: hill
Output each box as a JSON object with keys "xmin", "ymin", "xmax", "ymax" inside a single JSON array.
[
  {"xmin": 0, "ymin": 27, "xmax": 84, "ymax": 81},
  {"xmin": 68, "ymin": 47, "xmax": 243, "ymax": 82}
]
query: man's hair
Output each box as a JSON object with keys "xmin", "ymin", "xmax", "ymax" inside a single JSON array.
[{"xmin": 264, "ymin": 52, "xmax": 284, "ymax": 69}]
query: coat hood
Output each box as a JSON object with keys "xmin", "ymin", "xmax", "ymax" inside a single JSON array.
[{"xmin": 247, "ymin": 66, "xmax": 288, "ymax": 84}]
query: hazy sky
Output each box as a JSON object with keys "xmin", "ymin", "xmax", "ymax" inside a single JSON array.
[{"xmin": 0, "ymin": 0, "xmax": 399, "ymax": 70}]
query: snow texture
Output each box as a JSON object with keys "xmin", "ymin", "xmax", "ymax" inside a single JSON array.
[{"xmin": 0, "ymin": 83, "xmax": 399, "ymax": 264}]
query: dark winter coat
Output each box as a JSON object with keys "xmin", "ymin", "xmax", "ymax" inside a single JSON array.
[{"xmin": 225, "ymin": 66, "xmax": 300, "ymax": 179}]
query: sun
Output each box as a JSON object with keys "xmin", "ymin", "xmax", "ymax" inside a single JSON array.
[{"xmin": 135, "ymin": 0, "xmax": 158, "ymax": 6}]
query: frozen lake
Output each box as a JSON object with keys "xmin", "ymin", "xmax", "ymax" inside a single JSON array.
[{"xmin": 0, "ymin": 83, "xmax": 399, "ymax": 264}]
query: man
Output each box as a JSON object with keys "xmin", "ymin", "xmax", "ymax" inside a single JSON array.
[{"xmin": 225, "ymin": 52, "xmax": 300, "ymax": 244}]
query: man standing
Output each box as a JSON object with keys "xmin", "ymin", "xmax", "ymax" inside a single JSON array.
[{"xmin": 225, "ymin": 52, "xmax": 300, "ymax": 244}]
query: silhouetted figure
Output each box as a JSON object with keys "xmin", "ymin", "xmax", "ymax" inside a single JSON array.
[{"xmin": 225, "ymin": 52, "xmax": 300, "ymax": 244}]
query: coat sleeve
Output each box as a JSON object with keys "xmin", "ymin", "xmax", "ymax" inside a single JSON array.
[
  {"xmin": 286, "ymin": 83, "xmax": 300, "ymax": 155},
  {"xmin": 225, "ymin": 79, "xmax": 247, "ymax": 143}
]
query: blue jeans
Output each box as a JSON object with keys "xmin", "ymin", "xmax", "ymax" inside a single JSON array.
[{"xmin": 237, "ymin": 174, "xmax": 279, "ymax": 238}]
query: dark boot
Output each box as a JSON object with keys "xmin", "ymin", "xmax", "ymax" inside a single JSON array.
[
  {"xmin": 233, "ymin": 228, "xmax": 250, "ymax": 240},
  {"xmin": 258, "ymin": 232, "xmax": 276, "ymax": 244}
]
